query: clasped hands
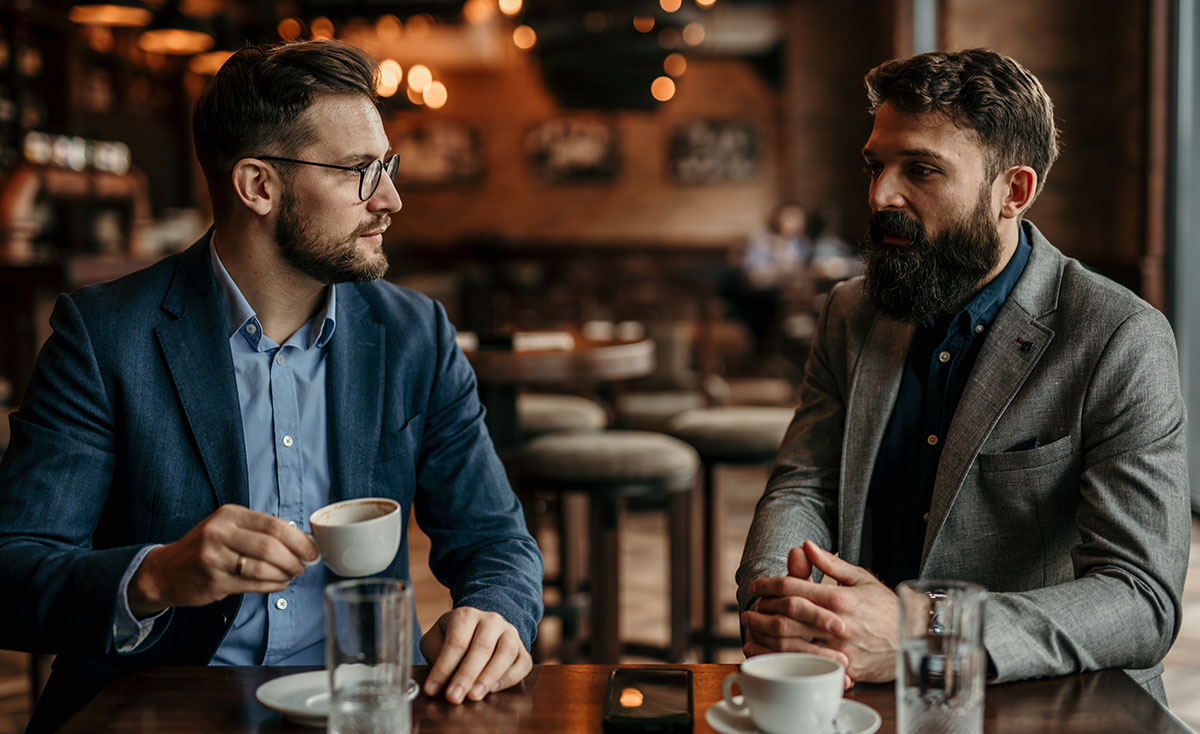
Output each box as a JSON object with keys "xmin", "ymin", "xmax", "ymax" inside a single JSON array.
[
  {"xmin": 129, "ymin": 504, "xmax": 530, "ymax": 704},
  {"xmin": 741, "ymin": 540, "xmax": 899, "ymax": 687}
]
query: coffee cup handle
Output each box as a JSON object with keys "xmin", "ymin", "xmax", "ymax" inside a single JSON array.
[
  {"xmin": 303, "ymin": 531, "xmax": 322, "ymax": 567},
  {"xmin": 722, "ymin": 673, "xmax": 748, "ymax": 712}
]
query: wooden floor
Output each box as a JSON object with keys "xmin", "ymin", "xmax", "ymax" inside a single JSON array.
[{"xmin": 2, "ymin": 467, "xmax": 1198, "ymax": 732}]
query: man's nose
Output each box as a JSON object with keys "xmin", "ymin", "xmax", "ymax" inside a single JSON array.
[
  {"xmin": 368, "ymin": 173, "xmax": 402, "ymax": 214},
  {"xmin": 868, "ymin": 170, "xmax": 906, "ymax": 212}
]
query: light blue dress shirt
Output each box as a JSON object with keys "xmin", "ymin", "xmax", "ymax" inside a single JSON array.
[{"xmin": 114, "ymin": 243, "xmax": 340, "ymax": 665}]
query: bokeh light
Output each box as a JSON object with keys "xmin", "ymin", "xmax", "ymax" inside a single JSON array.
[
  {"xmin": 424, "ymin": 81, "xmax": 448, "ymax": 109},
  {"xmin": 664, "ymin": 53, "xmax": 687, "ymax": 77},
  {"xmin": 310, "ymin": 17, "xmax": 334, "ymax": 39},
  {"xmin": 651, "ymin": 76, "xmax": 676, "ymax": 102},
  {"xmin": 512, "ymin": 25, "xmax": 537, "ymax": 50},
  {"xmin": 498, "ymin": 0, "xmax": 523, "ymax": 16},
  {"xmin": 277, "ymin": 17, "xmax": 303, "ymax": 41},
  {"xmin": 682, "ymin": 22, "xmax": 705, "ymax": 45},
  {"xmin": 632, "ymin": 15, "xmax": 654, "ymax": 33},
  {"xmin": 407, "ymin": 64, "xmax": 433, "ymax": 92}
]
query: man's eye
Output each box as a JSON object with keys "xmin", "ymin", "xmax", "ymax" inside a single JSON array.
[
  {"xmin": 862, "ymin": 163, "xmax": 881, "ymax": 178},
  {"xmin": 909, "ymin": 164, "xmax": 935, "ymax": 177}
]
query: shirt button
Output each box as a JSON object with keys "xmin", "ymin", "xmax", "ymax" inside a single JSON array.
[
  {"xmin": 245, "ymin": 323, "xmax": 257, "ymax": 335},
  {"xmin": 282, "ymin": 434, "xmax": 294, "ymax": 448},
  {"xmin": 927, "ymin": 434, "xmax": 939, "ymax": 446},
  {"xmin": 287, "ymin": 520, "xmax": 297, "ymax": 528},
  {"xmin": 974, "ymin": 324, "xmax": 985, "ymax": 334},
  {"xmin": 923, "ymin": 512, "xmax": 930, "ymax": 522},
  {"xmin": 938, "ymin": 351, "xmax": 951, "ymax": 363},
  {"xmin": 275, "ymin": 598, "xmax": 288, "ymax": 611},
  {"xmin": 276, "ymin": 354, "xmax": 286, "ymax": 366}
]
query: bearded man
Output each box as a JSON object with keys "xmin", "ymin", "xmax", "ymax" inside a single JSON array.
[
  {"xmin": 0, "ymin": 40, "xmax": 543, "ymax": 732},
  {"xmin": 736, "ymin": 48, "xmax": 1189, "ymax": 702}
]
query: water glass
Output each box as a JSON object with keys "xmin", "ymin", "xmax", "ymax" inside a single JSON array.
[
  {"xmin": 896, "ymin": 579, "xmax": 987, "ymax": 734},
  {"xmin": 325, "ymin": 578, "xmax": 413, "ymax": 734}
]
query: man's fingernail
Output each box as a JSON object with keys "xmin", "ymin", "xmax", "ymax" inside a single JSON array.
[
  {"xmin": 425, "ymin": 681, "xmax": 440, "ymax": 696},
  {"xmin": 448, "ymin": 685, "xmax": 464, "ymax": 702},
  {"xmin": 470, "ymin": 683, "xmax": 486, "ymax": 699}
]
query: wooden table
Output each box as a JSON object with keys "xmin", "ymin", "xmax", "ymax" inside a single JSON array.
[
  {"xmin": 61, "ymin": 663, "xmax": 1191, "ymax": 733},
  {"xmin": 462, "ymin": 331, "xmax": 655, "ymax": 449}
]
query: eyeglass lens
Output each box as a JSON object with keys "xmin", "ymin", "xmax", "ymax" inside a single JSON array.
[{"xmin": 360, "ymin": 155, "xmax": 401, "ymax": 201}]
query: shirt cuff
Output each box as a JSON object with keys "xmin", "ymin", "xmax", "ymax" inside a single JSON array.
[{"xmin": 112, "ymin": 544, "xmax": 168, "ymax": 654}]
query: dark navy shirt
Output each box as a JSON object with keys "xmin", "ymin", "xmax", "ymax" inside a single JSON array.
[{"xmin": 867, "ymin": 228, "xmax": 1032, "ymax": 589}]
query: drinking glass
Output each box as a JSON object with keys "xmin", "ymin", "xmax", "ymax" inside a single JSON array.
[
  {"xmin": 325, "ymin": 578, "xmax": 413, "ymax": 734},
  {"xmin": 896, "ymin": 579, "xmax": 987, "ymax": 734}
]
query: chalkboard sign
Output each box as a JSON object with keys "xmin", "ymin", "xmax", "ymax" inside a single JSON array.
[
  {"xmin": 525, "ymin": 117, "xmax": 619, "ymax": 184},
  {"xmin": 390, "ymin": 121, "xmax": 484, "ymax": 187},
  {"xmin": 668, "ymin": 120, "xmax": 759, "ymax": 185}
]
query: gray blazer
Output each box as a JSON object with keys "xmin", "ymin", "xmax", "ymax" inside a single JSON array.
[{"xmin": 736, "ymin": 221, "xmax": 1190, "ymax": 696}]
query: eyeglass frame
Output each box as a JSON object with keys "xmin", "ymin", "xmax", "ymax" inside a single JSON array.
[{"xmin": 251, "ymin": 153, "xmax": 401, "ymax": 201}]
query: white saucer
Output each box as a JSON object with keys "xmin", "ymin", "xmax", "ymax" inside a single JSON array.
[
  {"xmin": 255, "ymin": 670, "xmax": 419, "ymax": 727},
  {"xmin": 705, "ymin": 696, "xmax": 881, "ymax": 734}
]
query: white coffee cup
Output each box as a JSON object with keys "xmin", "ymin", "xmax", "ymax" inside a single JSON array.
[
  {"xmin": 307, "ymin": 498, "xmax": 401, "ymax": 577},
  {"xmin": 722, "ymin": 652, "xmax": 844, "ymax": 734}
]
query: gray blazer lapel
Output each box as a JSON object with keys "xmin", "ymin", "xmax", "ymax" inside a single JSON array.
[
  {"xmin": 922, "ymin": 223, "xmax": 1064, "ymax": 566},
  {"xmin": 155, "ymin": 238, "xmax": 249, "ymax": 508},
  {"xmin": 327, "ymin": 285, "xmax": 386, "ymax": 501},
  {"xmin": 841, "ymin": 315, "xmax": 912, "ymax": 562}
]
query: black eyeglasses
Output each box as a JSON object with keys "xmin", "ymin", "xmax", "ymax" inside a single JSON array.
[{"xmin": 255, "ymin": 153, "xmax": 400, "ymax": 201}]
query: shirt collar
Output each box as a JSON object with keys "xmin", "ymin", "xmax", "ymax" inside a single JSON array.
[
  {"xmin": 940, "ymin": 225, "xmax": 1032, "ymax": 335},
  {"xmin": 209, "ymin": 239, "xmax": 337, "ymax": 350}
]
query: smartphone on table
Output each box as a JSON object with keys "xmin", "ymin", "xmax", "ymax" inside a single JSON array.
[{"xmin": 602, "ymin": 668, "xmax": 693, "ymax": 733}]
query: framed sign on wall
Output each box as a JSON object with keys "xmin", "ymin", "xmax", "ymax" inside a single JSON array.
[
  {"xmin": 524, "ymin": 116, "xmax": 619, "ymax": 184},
  {"xmin": 668, "ymin": 120, "xmax": 760, "ymax": 185},
  {"xmin": 390, "ymin": 120, "xmax": 485, "ymax": 187}
]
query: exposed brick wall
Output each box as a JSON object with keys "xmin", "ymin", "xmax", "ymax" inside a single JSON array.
[
  {"xmin": 940, "ymin": 0, "xmax": 1150, "ymax": 289},
  {"xmin": 384, "ymin": 52, "xmax": 781, "ymax": 248},
  {"xmin": 778, "ymin": 0, "xmax": 897, "ymax": 246}
]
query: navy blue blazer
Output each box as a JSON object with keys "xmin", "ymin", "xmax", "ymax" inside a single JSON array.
[{"xmin": 0, "ymin": 236, "xmax": 543, "ymax": 731}]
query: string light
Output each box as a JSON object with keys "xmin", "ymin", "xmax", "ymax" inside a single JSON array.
[
  {"xmin": 407, "ymin": 64, "xmax": 433, "ymax": 93},
  {"xmin": 498, "ymin": 0, "xmax": 523, "ymax": 16},
  {"xmin": 277, "ymin": 17, "xmax": 302, "ymax": 41},
  {"xmin": 651, "ymin": 76, "xmax": 676, "ymax": 102},
  {"xmin": 632, "ymin": 15, "xmax": 654, "ymax": 33},
  {"xmin": 682, "ymin": 22, "xmax": 705, "ymax": 45},
  {"xmin": 424, "ymin": 81, "xmax": 448, "ymax": 109},
  {"xmin": 664, "ymin": 53, "xmax": 687, "ymax": 77},
  {"xmin": 512, "ymin": 25, "xmax": 537, "ymax": 50}
]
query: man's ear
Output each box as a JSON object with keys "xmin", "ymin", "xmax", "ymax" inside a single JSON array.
[
  {"xmin": 230, "ymin": 158, "xmax": 279, "ymax": 216},
  {"xmin": 998, "ymin": 165, "xmax": 1037, "ymax": 220}
]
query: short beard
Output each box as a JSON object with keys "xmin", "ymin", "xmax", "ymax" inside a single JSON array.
[
  {"xmin": 861, "ymin": 189, "xmax": 1000, "ymax": 325},
  {"xmin": 275, "ymin": 187, "xmax": 390, "ymax": 285}
]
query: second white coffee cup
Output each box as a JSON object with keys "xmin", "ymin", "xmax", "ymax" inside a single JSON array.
[
  {"xmin": 307, "ymin": 497, "xmax": 401, "ymax": 577},
  {"xmin": 722, "ymin": 652, "xmax": 844, "ymax": 734}
]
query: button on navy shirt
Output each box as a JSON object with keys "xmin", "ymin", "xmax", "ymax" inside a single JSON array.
[{"xmin": 867, "ymin": 228, "xmax": 1031, "ymax": 589}]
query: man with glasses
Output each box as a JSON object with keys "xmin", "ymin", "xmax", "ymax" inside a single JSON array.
[{"xmin": 0, "ymin": 40, "xmax": 543, "ymax": 732}]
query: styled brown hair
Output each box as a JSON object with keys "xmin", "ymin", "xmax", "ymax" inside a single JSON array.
[
  {"xmin": 865, "ymin": 48, "xmax": 1060, "ymax": 199},
  {"xmin": 192, "ymin": 40, "xmax": 378, "ymax": 220}
]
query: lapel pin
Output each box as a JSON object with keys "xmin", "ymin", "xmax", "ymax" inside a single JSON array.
[{"xmin": 1014, "ymin": 337, "xmax": 1035, "ymax": 353}]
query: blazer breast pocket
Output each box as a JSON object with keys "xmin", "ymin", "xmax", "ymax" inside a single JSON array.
[{"xmin": 976, "ymin": 434, "xmax": 1073, "ymax": 473}]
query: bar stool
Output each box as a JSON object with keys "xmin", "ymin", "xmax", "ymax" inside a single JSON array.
[
  {"xmin": 666, "ymin": 406, "xmax": 795, "ymax": 660},
  {"xmin": 516, "ymin": 430, "xmax": 699, "ymax": 663},
  {"xmin": 517, "ymin": 393, "xmax": 608, "ymax": 439}
]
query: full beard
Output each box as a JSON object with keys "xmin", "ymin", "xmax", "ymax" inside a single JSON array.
[
  {"xmin": 275, "ymin": 189, "xmax": 390, "ymax": 284},
  {"xmin": 861, "ymin": 190, "xmax": 1001, "ymax": 325}
]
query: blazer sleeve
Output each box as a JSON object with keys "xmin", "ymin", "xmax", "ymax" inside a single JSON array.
[
  {"xmin": 982, "ymin": 306, "xmax": 1190, "ymax": 682},
  {"xmin": 735, "ymin": 283, "xmax": 849, "ymax": 612},
  {"xmin": 0, "ymin": 294, "xmax": 148, "ymax": 657},
  {"xmin": 410, "ymin": 300, "xmax": 544, "ymax": 650}
]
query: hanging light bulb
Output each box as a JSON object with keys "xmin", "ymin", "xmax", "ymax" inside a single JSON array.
[
  {"xmin": 69, "ymin": 0, "xmax": 153, "ymax": 28},
  {"xmin": 138, "ymin": 11, "xmax": 214, "ymax": 55}
]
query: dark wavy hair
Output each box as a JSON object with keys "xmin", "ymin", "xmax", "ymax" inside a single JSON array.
[
  {"xmin": 192, "ymin": 40, "xmax": 379, "ymax": 220},
  {"xmin": 865, "ymin": 48, "xmax": 1060, "ymax": 200}
]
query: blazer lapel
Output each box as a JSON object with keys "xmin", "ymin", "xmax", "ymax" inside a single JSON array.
[
  {"xmin": 155, "ymin": 237, "xmax": 249, "ymax": 508},
  {"xmin": 327, "ymin": 285, "xmax": 386, "ymax": 502},
  {"xmin": 921, "ymin": 224, "xmax": 1064, "ymax": 567},
  {"xmin": 841, "ymin": 315, "xmax": 912, "ymax": 563}
]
